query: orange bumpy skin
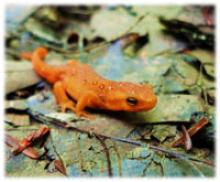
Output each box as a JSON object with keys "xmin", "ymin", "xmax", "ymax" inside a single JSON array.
[{"xmin": 22, "ymin": 47, "xmax": 157, "ymax": 119}]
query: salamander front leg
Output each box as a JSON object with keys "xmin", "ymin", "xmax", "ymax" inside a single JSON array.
[
  {"xmin": 75, "ymin": 92, "xmax": 99, "ymax": 120},
  {"xmin": 53, "ymin": 81, "xmax": 76, "ymax": 113}
]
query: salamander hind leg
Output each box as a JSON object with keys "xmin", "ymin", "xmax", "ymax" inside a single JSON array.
[{"xmin": 53, "ymin": 81, "xmax": 76, "ymax": 113}]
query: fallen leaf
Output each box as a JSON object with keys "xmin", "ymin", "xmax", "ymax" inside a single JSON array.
[
  {"xmin": 54, "ymin": 159, "xmax": 67, "ymax": 175},
  {"xmin": 24, "ymin": 18, "xmax": 62, "ymax": 45},
  {"xmin": 6, "ymin": 6, "xmax": 38, "ymax": 31},
  {"xmin": 12, "ymin": 125, "xmax": 50, "ymax": 154},
  {"xmin": 5, "ymin": 134, "xmax": 40, "ymax": 159},
  {"xmin": 5, "ymin": 113, "xmax": 30, "ymax": 126},
  {"xmin": 5, "ymin": 61, "xmax": 40, "ymax": 94},
  {"xmin": 5, "ymin": 99, "xmax": 28, "ymax": 111},
  {"xmin": 129, "ymin": 94, "xmax": 206, "ymax": 123},
  {"xmin": 151, "ymin": 125, "xmax": 176, "ymax": 142}
]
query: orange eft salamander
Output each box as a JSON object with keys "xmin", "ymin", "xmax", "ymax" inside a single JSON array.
[{"xmin": 22, "ymin": 47, "xmax": 157, "ymax": 119}]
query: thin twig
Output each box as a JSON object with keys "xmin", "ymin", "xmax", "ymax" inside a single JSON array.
[
  {"xmin": 27, "ymin": 110, "xmax": 214, "ymax": 166},
  {"xmin": 172, "ymin": 117, "xmax": 209, "ymax": 147}
]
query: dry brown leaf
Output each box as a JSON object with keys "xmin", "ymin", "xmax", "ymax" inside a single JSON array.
[
  {"xmin": 5, "ymin": 134, "xmax": 40, "ymax": 159},
  {"xmin": 54, "ymin": 159, "xmax": 67, "ymax": 176},
  {"xmin": 12, "ymin": 125, "xmax": 50, "ymax": 154}
]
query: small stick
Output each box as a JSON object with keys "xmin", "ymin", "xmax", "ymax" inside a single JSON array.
[{"xmin": 172, "ymin": 117, "xmax": 209, "ymax": 147}]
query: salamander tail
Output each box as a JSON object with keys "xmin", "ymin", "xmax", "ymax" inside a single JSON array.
[
  {"xmin": 20, "ymin": 52, "xmax": 32, "ymax": 61},
  {"xmin": 20, "ymin": 47, "xmax": 48, "ymax": 61},
  {"xmin": 34, "ymin": 47, "xmax": 48, "ymax": 59}
]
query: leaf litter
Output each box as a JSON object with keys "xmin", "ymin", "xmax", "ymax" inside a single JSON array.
[{"xmin": 5, "ymin": 5, "xmax": 215, "ymax": 177}]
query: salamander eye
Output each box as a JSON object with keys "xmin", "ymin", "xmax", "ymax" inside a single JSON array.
[{"xmin": 126, "ymin": 97, "xmax": 138, "ymax": 106}]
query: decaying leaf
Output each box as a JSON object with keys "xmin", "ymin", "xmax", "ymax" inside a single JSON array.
[
  {"xmin": 5, "ymin": 152, "xmax": 63, "ymax": 177},
  {"xmin": 132, "ymin": 94, "xmax": 206, "ymax": 123},
  {"xmin": 160, "ymin": 18, "xmax": 214, "ymax": 49},
  {"xmin": 151, "ymin": 125, "xmax": 176, "ymax": 142},
  {"xmin": 5, "ymin": 113, "xmax": 30, "ymax": 126},
  {"xmin": 5, "ymin": 99, "xmax": 28, "ymax": 111},
  {"xmin": 5, "ymin": 61, "xmax": 40, "ymax": 94},
  {"xmin": 6, "ymin": 5, "xmax": 38, "ymax": 31},
  {"xmin": 24, "ymin": 18, "xmax": 63, "ymax": 45},
  {"xmin": 6, "ymin": 58, "xmax": 66, "ymax": 94}
]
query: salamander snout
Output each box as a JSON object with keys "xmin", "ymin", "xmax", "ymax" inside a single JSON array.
[{"xmin": 145, "ymin": 94, "xmax": 157, "ymax": 110}]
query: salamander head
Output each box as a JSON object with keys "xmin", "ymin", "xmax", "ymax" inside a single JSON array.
[{"xmin": 105, "ymin": 82, "xmax": 157, "ymax": 112}]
